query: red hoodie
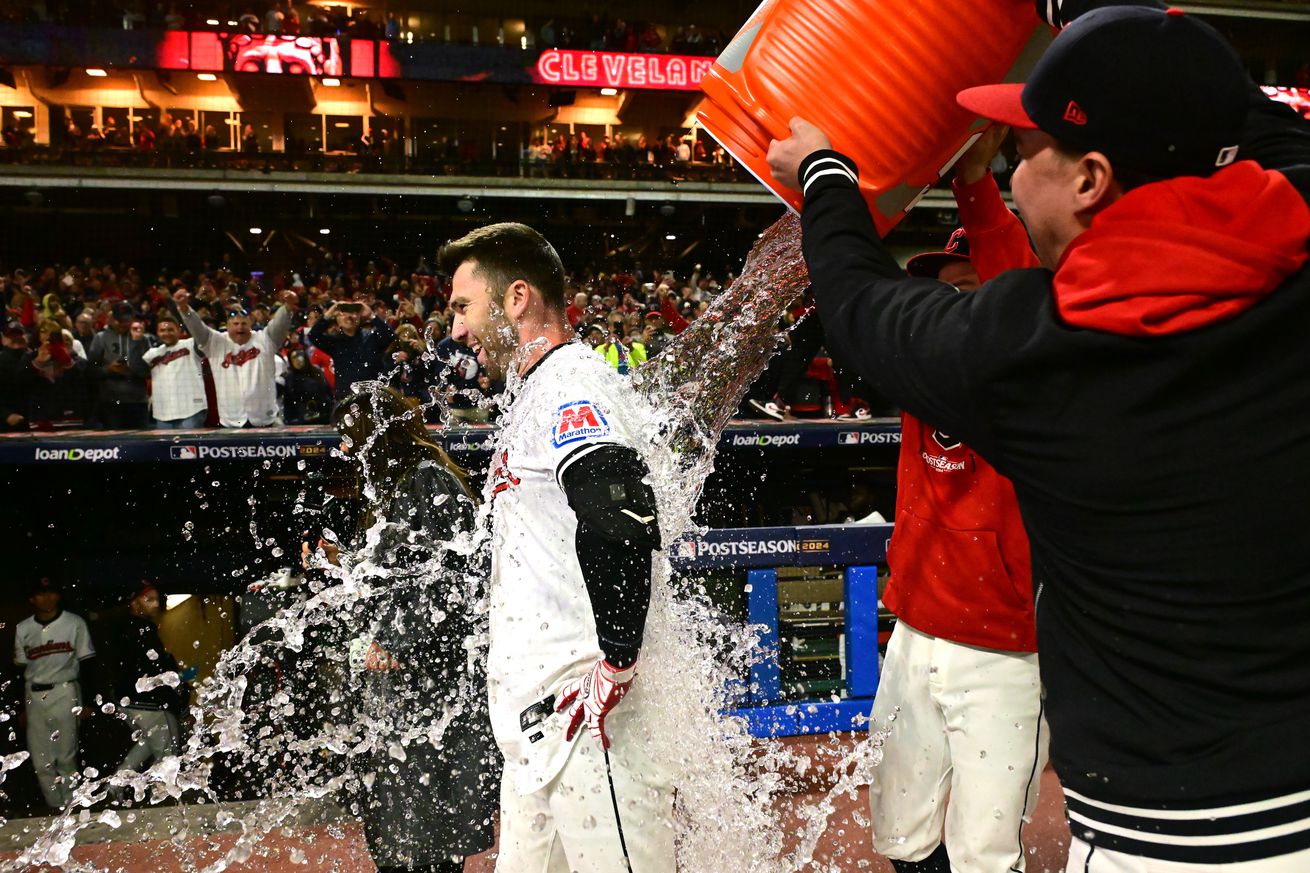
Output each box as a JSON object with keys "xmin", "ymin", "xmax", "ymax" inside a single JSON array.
[
  {"xmin": 885, "ymin": 171, "xmax": 1041, "ymax": 652},
  {"xmin": 1055, "ymin": 160, "xmax": 1310, "ymax": 335}
]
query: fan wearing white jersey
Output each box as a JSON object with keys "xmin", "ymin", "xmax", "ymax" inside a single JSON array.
[
  {"xmin": 142, "ymin": 313, "xmax": 208, "ymax": 428},
  {"xmin": 173, "ymin": 287, "xmax": 298, "ymax": 427},
  {"xmin": 442, "ymin": 223, "xmax": 673, "ymax": 873},
  {"xmin": 14, "ymin": 577, "xmax": 97, "ymax": 809}
]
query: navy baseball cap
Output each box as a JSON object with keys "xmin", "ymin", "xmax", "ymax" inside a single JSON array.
[
  {"xmin": 906, "ymin": 228, "xmax": 972, "ymax": 279},
  {"xmin": 30, "ymin": 576, "xmax": 62, "ymax": 595},
  {"xmin": 957, "ymin": 6, "xmax": 1249, "ymax": 178}
]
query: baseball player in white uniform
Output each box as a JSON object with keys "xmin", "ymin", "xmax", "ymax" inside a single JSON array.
[
  {"xmin": 173, "ymin": 288, "xmax": 297, "ymax": 427},
  {"xmin": 442, "ymin": 222, "xmax": 674, "ymax": 873},
  {"xmin": 142, "ymin": 313, "xmax": 208, "ymax": 428},
  {"xmin": 13, "ymin": 577, "xmax": 96, "ymax": 809}
]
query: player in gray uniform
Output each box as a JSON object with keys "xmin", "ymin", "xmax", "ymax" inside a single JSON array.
[{"xmin": 13, "ymin": 577, "xmax": 96, "ymax": 809}]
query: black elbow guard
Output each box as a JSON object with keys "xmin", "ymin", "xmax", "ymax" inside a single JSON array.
[{"xmin": 558, "ymin": 443, "xmax": 661, "ymax": 550}]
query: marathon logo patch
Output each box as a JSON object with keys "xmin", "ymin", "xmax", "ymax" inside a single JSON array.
[
  {"xmin": 552, "ymin": 400, "xmax": 610, "ymax": 448},
  {"xmin": 34, "ymin": 447, "xmax": 122, "ymax": 463}
]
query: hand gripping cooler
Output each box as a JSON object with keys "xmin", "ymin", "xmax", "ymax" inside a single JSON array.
[{"xmin": 698, "ymin": 0, "xmax": 1049, "ymax": 235}]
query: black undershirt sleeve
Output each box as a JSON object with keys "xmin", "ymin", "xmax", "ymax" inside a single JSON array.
[{"xmin": 558, "ymin": 444, "xmax": 661, "ymax": 670}]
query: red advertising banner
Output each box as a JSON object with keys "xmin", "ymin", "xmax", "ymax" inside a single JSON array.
[
  {"xmin": 534, "ymin": 49, "xmax": 715, "ymax": 91},
  {"xmin": 157, "ymin": 32, "xmax": 343, "ymax": 76}
]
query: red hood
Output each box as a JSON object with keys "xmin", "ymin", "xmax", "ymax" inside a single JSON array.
[{"xmin": 1054, "ymin": 161, "xmax": 1310, "ymax": 336}]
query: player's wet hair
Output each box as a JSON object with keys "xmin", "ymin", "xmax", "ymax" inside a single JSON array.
[
  {"xmin": 332, "ymin": 383, "xmax": 470, "ymax": 496},
  {"xmin": 438, "ymin": 222, "xmax": 567, "ymax": 312}
]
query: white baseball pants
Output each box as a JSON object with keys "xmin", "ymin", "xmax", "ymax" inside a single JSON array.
[
  {"xmin": 25, "ymin": 681, "xmax": 81, "ymax": 809},
  {"xmin": 119, "ymin": 707, "xmax": 181, "ymax": 772},
  {"xmin": 1067, "ymin": 837, "xmax": 1310, "ymax": 873},
  {"xmin": 869, "ymin": 621, "xmax": 1048, "ymax": 872},
  {"xmin": 495, "ymin": 730, "xmax": 675, "ymax": 873}
]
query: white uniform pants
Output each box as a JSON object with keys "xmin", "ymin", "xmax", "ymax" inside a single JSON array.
[
  {"xmin": 495, "ymin": 732, "xmax": 675, "ymax": 873},
  {"xmin": 870, "ymin": 622, "xmax": 1048, "ymax": 872},
  {"xmin": 119, "ymin": 707, "xmax": 180, "ymax": 773},
  {"xmin": 25, "ymin": 681, "xmax": 80, "ymax": 809},
  {"xmin": 1067, "ymin": 837, "xmax": 1310, "ymax": 873}
]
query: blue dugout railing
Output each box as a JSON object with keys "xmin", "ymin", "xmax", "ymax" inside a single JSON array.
[{"xmin": 669, "ymin": 523, "xmax": 892, "ymax": 738}]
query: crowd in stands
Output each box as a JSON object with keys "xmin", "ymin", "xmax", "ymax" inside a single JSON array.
[
  {"xmin": 0, "ymin": 252, "xmax": 852, "ymax": 433},
  {"xmin": 9, "ymin": 112, "xmax": 742, "ymax": 184},
  {"xmin": 2, "ymin": 1, "xmax": 728, "ymax": 55},
  {"xmin": 4, "ymin": 110, "xmax": 744, "ymax": 183}
]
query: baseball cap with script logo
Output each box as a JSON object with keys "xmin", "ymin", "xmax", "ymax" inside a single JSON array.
[
  {"xmin": 906, "ymin": 227, "xmax": 972, "ymax": 279},
  {"xmin": 956, "ymin": 6, "xmax": 1249, "ymax": 179}
]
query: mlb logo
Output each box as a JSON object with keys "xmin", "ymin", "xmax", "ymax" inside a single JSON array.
[
  {"xmin": 170, "ymin": 446, "xmax": 198, "ymax": 460},
  {"xmin": 674, "ymin": 540, "xmax": 697, "ymax": 559},
  {"xmin": 552, "ymin": 400, "xmax": 611, "ymax": 448},
  {"xmin": 838, "ymin": 432, "xmax": 860, "ymax": 446}
]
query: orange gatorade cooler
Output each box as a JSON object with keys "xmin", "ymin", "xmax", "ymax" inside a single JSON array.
[{"xmin": 698, "ymin": 0, "xmax": 1049, "ymax": 235}]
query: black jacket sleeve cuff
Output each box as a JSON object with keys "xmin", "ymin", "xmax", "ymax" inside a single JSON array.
[{"xmin": 799, "ymin": 150, "xmax": 860, "ymax": 199}]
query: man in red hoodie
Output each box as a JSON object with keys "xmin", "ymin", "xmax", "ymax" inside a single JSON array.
[
  {"xmin": 867, "ymin": 127, "xmax": 1046, "ymax": 873},
  {"xmin": 768, "ymin": 4, "xmax": 1310, "ymax": 871}
]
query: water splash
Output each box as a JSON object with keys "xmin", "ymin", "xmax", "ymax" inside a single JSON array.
[{"xmin": 4, "ymin": 213, "xmax": 888, "ymax": 873}]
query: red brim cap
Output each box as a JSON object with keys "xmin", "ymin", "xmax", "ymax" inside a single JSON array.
[
  {"xmin": 905, "ymin": 251, "xmax": 971, "ymax": 279},
  {"xmin": 956, "ymin": 84, "xmax": 1039, "ymax": 130}
]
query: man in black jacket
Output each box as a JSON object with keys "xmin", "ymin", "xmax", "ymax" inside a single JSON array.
[
  {"xmin": 767, "ymin": 5, "xmax": 1310, "ymax": 870},
  {"xmin": 308, "ymin": 301, "xmax": 396, "ymax": 403},
  {"xmin": 109, "ymin": 582, "xmax": 186, "ymax": 803}
]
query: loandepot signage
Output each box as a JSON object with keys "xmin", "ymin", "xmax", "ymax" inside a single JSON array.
[
  {"xmin": 534, "ymin": 49, "xmax": 715, "ymax": 92},
  {"xmin": 34, "ymin": 447, "xmax": 122, "ymax": 463}
]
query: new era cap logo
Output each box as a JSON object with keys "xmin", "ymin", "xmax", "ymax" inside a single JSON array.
[{"xmin": 1063, "ymin": 100, "xmax": 1087, "ymax": 125}]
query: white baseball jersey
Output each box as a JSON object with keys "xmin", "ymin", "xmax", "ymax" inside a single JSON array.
[
  {"xmin": 181, "ymin": 307, "xmax": 291, "ymax": 427},
  {"xmin": 143, "ymin": 337, "xmax": 208, "ymax": 421},
  {"xmin": 484, "ymin": 342, "xmax": 655, "ymax": 795},
  {"xmin": 14, "ymin": 611, "xmax": 95, "ymax": 685}
]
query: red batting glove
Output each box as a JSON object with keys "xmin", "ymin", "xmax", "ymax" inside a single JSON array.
[{"xmin": 555, "ymin": 659, "xmax": 637, "ymax": 749}]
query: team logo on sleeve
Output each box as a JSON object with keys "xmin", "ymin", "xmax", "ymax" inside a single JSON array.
[{"xmin": 551, "ymin": 400, "xmax": 611, "ymax": 448}]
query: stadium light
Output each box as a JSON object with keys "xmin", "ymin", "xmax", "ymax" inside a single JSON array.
[
  {"xmin": 319, "ymin": 227, "xmax": 331, "ymax": 235},
  {"xmin": 197, "ymin": 73, "xmax": 217, "ymax": 82},
  {"xmin": 86, "ymin": 68, "xmax": 107, "ymax": 77},
  {"xmin": 601, "ymin": 88, "xmax": 619, "ymax": 96},
  {"xmin": 321, "ymin": 77, "xmax": 341, "ymax": 87},
  {"xmin": 205, "ymin": 18, "xmax": 219, "ymax": 25},
  {"xmin": 665, "ymin": 234, "xmax": 677, "ymax": 241},
  {"xmin": 249, "ymin": 227, "xmax": 262, "ymax": 235}
]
